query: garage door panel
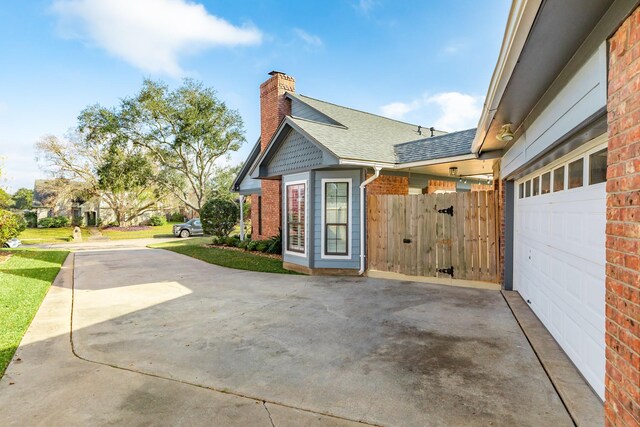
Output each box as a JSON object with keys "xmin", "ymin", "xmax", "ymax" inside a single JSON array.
[{"xmin": 514, "ymin": 143, "xmax": 606, "ymax": 399}]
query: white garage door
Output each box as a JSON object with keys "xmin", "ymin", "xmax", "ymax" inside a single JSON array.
[{"xmin": 514, "ymin": 137, "xmax": 607, "ymax": 399}]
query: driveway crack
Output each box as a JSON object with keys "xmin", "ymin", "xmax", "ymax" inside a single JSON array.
[{"xmin": 263, "ymin": 401, "xmax": 276, "ymax": 427}]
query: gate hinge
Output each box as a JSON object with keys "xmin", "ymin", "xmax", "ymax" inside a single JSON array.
[
  {"xmin": 437, "ymin": 266, "xmax": 454, "ymax": 277},
  {"xmin": 437, "ymin": 205, "xmax": 454, "ymax": 216}
]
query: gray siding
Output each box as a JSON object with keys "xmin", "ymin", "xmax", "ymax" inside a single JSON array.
[
  {"xmin": 268, "ymin": 130, "xmax": 324, "ymax": 176},
  {"xmin": 282, "ymin": 172, "xmax": 312, "ymax": 267},
  {"xmin": 238, "ymin": 174, "xmax": 261, "ymax": 195},
  {"xmin": 312, "ymin": 170, "xmax": 361, "ymax": 270},
  {"xmin": 291, "ymin": 99, "xmax": 340, "ymax": 125},
  {"xmin": 502, "ymin": 43, "xmax": 607, "ymax": 178}
]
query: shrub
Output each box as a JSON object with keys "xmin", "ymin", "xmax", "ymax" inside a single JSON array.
[
  {"xmin": 255, "ymin": 241, "xmax": 269, "ymax": 252},
  {"xmin": 246, "ymin": 240, "xmax": 258, "ymax": 251},
  {"xmin": 148, "ymin": 215, "xmax": 166, "ymax": 226},
  {"xmin": 24, "ymin": 211, "xmax": 37, "ymax": 228},
  {"xmin": 168, "ymin": 212, "xmax": 184, "ymax": 222},
  {"xmin": 0, "ymin": 210, "xmax": 25, "ymax": 243},
  {"xmin": 72, "ymin": 216, "xmax": 84, "ymax": 227},
  {"xmin": 265, "ymin": 229, "xmax": 282, "ymax": 254},
  {"xmin": 201, "ymin": 198, "xmax": 239, "ymax": 238},
  {"xmin": 38, "ymin": 216, "xmax": 70, "ymax": 228}
]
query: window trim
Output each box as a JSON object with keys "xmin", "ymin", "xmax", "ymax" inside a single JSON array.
[
  {"xmin": 284, "ymin": 180, "xmax": 308, "ymax": 257},
  {"xmin": 321, "ymin": 178, "xmax": 352, "ymax": 260}
]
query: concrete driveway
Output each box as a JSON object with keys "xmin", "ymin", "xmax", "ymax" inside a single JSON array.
[{"xmin": 0, "ymin": 245, "xmax": 572, "ymax": 426}]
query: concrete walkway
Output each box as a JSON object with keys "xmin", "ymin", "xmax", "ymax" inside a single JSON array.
[{"xmin": 0, "ymin": 245, "xmax": 574, "ymax": 426}]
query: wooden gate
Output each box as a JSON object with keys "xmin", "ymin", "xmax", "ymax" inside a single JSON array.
[{"xmin": 367, "ymin": 191, "xmax": 498, "ymax": 282}]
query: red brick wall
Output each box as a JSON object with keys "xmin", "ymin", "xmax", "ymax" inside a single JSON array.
[
  {"xmin": 366, "ymin": 174, "xmax": 409, "ymax": 195},
  {"xmin": 606, "ymin": 9, "xmax": 640, "ymax": 426},
  {"xmin": 256, "ymin": 72, "xmax": 295, "ymax": 239}
]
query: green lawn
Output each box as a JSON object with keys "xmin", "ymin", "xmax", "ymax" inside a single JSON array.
[
  {"xmin": 99, "ymin": 222, "xmax": 179, "ymax": 240},
  {"xmin": 0, "ymin": 249, "xmax": 69, "ymax": 377},
  {"xmin": 149, "ymin": 238, "xmax": 300, "ymax": 275},
  {"xmin": 18, "ymin": 227, "xmax": 91, "ymax": 245}
]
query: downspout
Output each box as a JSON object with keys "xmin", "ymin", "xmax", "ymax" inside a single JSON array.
[{"xmin": 359, "ymin": 166, "xmax": 382, "ymax": 275}]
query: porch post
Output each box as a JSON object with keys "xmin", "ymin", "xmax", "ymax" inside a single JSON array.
[{"xmin": 239, "ymin": 195, "xmax": 245, "ymax": 241}]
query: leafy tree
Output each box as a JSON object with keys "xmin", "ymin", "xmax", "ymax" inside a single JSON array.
[
  {"xmin": 200, "ymin": 198, "xmax": 239, "ymax": 238},
  {"xmin": 209, "ymin": 164, "xmax": 243, "ymax": 201},
  {"xmin": 35, "ymin": 129, "xmax": 162, "ymax": 226},
  {"xmin": 0, "ymin": 189, "xmax": 13, "ymax": 209},
  {"xmin": 11, "ymin": 188, "xmax": 33, "ymax": 210},
  {"xmin": 0, "ymin": 210, "xmax": 25, "ymax": 243},
  {"xmin": 112, "ymin": 79, "xmax": 245, "ymax": 214}
]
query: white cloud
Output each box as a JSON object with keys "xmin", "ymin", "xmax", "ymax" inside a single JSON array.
[
  {"xmin": 354, "ymin": 0, "xmax": 378, "ymax": 14},
  {"xmin": 442, "ymin": 40, "xmax": 467, "ymax": 56},
  {"xmin": 293, "ymin": 28, "xmax": 323, "ymax": 48},
  {"xmin": 51, "ymin": 0, "xmax": 262, "ymax": 77},
  {"xmin": 380, "ymin": 92, "xmax": 483, "ymax": 132}
]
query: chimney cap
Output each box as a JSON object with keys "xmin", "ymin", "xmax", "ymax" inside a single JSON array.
[{"xmin": 268, "ymin": 70, "xmax": 287, "ymax": 76}]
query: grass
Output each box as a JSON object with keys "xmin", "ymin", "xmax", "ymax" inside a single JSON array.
[
  {"xmin": 149, "ymin": 237, "xmax": 300, "ymax": 275},
  {"xmin": 0, "ymin": 249, "xmax": 69, "ymax": 377},
  {"xmin": 18, "ymin": 227, "xmax": 91, "ymax": 245},
  {"xmin": 99, "ymin": 222, "xmax": 180, "ymax": 240}
]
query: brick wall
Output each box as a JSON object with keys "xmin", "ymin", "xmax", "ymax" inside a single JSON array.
[
  {"xmin": 424, "ymin": 179, "xmax": 455, "ymax": 194},
  {"xmin": 256, "ymin": 72, "xmax": 295, "ymax": 239},
  {"xmin": 605, "ymin": 9, "xmax": 640, "ymax": 427},
  {"xmin": 366, "ymin": 174, "xmax": 409, "ymax": 195}
]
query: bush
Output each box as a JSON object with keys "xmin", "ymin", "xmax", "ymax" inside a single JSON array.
[
  {"xmin": 0, "ymin": 210, "xmax": 25, "ymax": 243},
  {"xmin": 265, "ymin": 229, "xmax": 282, "ymax": 254},
  {"xmin": 201, "ymin": 198, "xmax": 239, "ymax": 238},
  {"xmin": 168, "ymin": 212, "xmax": 184, "ymax": 222},
  {"xmin": 38, "ymin": 216, "xmax": 70, "ymax": 228},
  {"xmin": 24, "ymin": 211, "xmax": 37, "ymax": 228},
  {"xmin": 148, "ymin": 215, "xmax": 166, "ymax": 226},
  {"xmin": 72, "ymin": 216, "xmax": 84, "ymax": 227},
  {"xmin": 255, "ymin": 241, "xmax": 269, "ymax": 252},
  {"xmin": 246, "ymin": 240, "xmax": 259, "ymax": 251}
]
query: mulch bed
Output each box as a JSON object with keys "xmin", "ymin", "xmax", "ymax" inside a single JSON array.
[
  {"xmin": 205, "ymin": 244, "xmax": 283, "ymax": 260},
  {"xmin": 101, "ymin": 226, "xmax": 152, "ymax": 232}
]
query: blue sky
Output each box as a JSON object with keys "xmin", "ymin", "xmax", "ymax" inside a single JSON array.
[{"xmin": 0, "ymin": 0, "xmax": 510, "ymax": 192}]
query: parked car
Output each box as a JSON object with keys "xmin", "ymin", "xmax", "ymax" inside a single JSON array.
[
  {"xmin": 173, "ymin": 218, "xmax": 203, "ymax": 238},
  {"xmin": 3, "ymin": 238, "xmax": 22, "ymax": 248}
]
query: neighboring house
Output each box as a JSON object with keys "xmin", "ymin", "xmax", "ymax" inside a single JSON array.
[
  {"xmin": 233, "ymin": 71, "xmax": 497, "ymax": 275},
  {"xmin": 32, "ymin": 179, "xmax": 171, "ymax": 226},
  {"xmin": 33, "ymin": 179, "xmax": 103, "ymax": 225},
  {"xmin": 472, "ymin": 0, "xmax": 639, "ymax": 423}
]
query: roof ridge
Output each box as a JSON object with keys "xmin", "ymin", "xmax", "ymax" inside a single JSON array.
[
  {"xmin": 290, "ymin": 115, "xmax": 348, "ymax": 130},
  {"xmin": 293, "ymin": 92, "xmax": 445, "ymax": 132},
  {"xmin": 394, "ymin": 128, "xmax": 477, "ymax": 148}
]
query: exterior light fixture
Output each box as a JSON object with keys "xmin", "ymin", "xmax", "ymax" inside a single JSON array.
[
  {"xmin": 497, "ymin": 123, "xmax": 514, "ymax": 142},
  {"xmin": 449, "ymin": 167, "xmax": 458, "ymax": 176}
]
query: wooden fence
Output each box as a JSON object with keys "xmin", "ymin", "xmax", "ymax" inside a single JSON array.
[{"xmin": 367, "ymin": 191, "xmax": 498, "ymax": 282}]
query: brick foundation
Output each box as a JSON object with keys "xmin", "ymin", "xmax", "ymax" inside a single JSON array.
[
  {"xmin": 605, "ymin": 9, "xmax": 640, "ymax": 426},
  {"xmin": 366, "ymin": 174, "xmax": 409, "ymax": 195}
]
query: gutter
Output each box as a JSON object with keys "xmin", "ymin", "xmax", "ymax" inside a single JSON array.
[{"xmin": 358, "ymin": 166, "xmax": 382, "ymax": 275}]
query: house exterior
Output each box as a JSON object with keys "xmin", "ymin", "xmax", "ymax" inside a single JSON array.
[
  {"xmin": 233, "ymin": 72, "xmax": 497, "ymax": 275},
  {"xmin": 474, "ymin": 0, "xmax": 640, "ymax": 424},
  {"xmin": 32, "ymin": 179, "xmax": 172, "ymax": 226}
]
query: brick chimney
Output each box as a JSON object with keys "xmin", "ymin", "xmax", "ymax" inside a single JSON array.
[{"xmin": 254, "ymin": 71, "xmax": 296, "ymax": 239}]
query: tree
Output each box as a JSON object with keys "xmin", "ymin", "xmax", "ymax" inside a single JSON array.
[
  {"xmin": 12, "ymin": 188, "xmax": 33, "ymax": 210},
  {"xmin": 113, "ymin": 79, "xmax": 245, "ymax": 214},
  {"xmin": 0, "ymin": 210, "xmax": 25, "ymax": 244},
  {"xmin": 0, "ymin": 189, "xmax": 13, "ymax": 209},
  {"xmin": 35, "ymin": 130, "xmax": 162, "ymax": 226},
  {"xmin": 209, "ymin": 164, "xmax": 242, "ymax": 201},
  {"xmin": 200, "ymin": 198, "xmax": 239, "ymax": 238}
]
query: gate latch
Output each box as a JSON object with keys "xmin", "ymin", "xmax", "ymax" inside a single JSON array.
[
  {"xmin": 437, "ymin": 205, "xmax": 454, "ymax": 216},
  {"xmin": 437, "ymin": 266, "xmax": 454, "ymax": 277}
]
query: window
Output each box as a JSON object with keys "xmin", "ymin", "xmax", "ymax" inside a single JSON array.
[
  {"xmin": 589, "ymin": 148, "xmax": 607, "ymax": 185},
  {"xmin": 541, "ymin": 172, "xmax": 551, "ymax": 194},
  {"xmin": 519, "ymin": 182, "xmax": 524, "ymax": 199},
  {"xmin": 568, "ymin": 158, "xmax": 584, "ymax": 189},
  {"xmin": 257, "ymin": 196, "xmax": 262, "ymax": 235},
  {"xmin": 286, "ymin": 183, "xmax": 305, "ymax": 253},
  {"xmin": 532, "ymin": 176, "xmax": 540, "ymax": 196},
  {"xmin": 324, "ymin": 182, "xmax": 349, "ymax": 256},
  {"xmin": 525, "ymin": 180, "xmax": 531, "ymax": 197},
  {"xmin": 553, "ymin": 167, "xmax": 564, "ymax": 192}
]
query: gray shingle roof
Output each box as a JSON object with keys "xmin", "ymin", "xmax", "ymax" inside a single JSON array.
[
  {"xmin": 394, "ymin": 128, "xmax": 477, "ymax": 163},
  {"xmin": 287, "ymin": 93, "xmax": 450, "ymax": 164}
]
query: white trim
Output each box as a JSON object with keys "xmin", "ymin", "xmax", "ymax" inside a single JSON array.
[
  {"xmin": 283, "ymin": 179, "xmax": 308, "ymax": 258},
  {"xmin": 338, "ymin": 153, "xmax": 477, "ymax": 170},
  {"xmin": 320, "ymin": 178, "xmax": 353, "ymax": 260}
]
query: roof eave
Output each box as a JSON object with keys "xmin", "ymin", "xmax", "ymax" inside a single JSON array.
[{"xmin": 472, "ymin": 0, "xmax": 542, "ymax": 154}]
